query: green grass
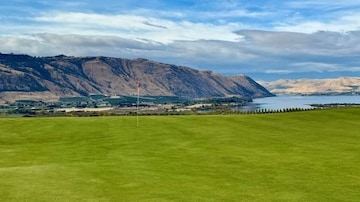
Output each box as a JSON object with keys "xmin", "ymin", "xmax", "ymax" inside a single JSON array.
[{"xmin": 0, "ymin": 108, "xmax": 359, "ymax": 201}]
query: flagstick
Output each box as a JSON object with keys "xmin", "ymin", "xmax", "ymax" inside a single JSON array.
[{"xmin": 137, "ymin": 82, "xmax": 140, "ymax": 127}]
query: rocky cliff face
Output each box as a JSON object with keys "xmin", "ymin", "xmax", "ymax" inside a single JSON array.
[
  {"xmin": 258, "ymin": 77, "xmax": 360, "ymax": 95},
  {"xmin": 0, "ymin": 53, "xmax": 273, "ymax": 102}
]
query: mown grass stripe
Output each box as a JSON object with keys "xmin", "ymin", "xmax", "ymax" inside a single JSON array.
[{"xmin": 0, "ymin": 108, "xmax": 359, "ymax": 201}]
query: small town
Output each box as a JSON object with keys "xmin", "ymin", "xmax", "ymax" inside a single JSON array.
[{"xmin": 0, "ymin": 95, "xmax": 252, "ymax": 116}]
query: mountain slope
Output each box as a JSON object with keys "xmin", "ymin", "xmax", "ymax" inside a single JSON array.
[
  {"xmin": 258, "ymin": 78, "xmax": 360, "ymax": 94},
  {"xmin": 0, "ymin": 53, "xmax": 273, "ymax": 102}
]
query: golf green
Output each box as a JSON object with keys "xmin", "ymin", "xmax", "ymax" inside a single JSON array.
[{"xmin": 0, "ymin": 108, "xmax": 359, "ymax": 201}]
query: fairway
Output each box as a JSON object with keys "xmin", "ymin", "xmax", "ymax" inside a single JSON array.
[{"xmin": 0, "ymin": 109, "xmax": 359, "ymax": 201}]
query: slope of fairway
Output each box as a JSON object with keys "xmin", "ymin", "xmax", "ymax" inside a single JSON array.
[{"xmin": 0, "ymin": 108, "xmax": 359, "ymax": 201}]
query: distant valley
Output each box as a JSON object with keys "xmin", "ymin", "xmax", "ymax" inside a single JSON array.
[{"xmin": 258, "ymin": 77, "xmax": 360, "ymax": 95}]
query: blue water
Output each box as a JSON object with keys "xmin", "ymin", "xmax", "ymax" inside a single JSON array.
[{"xmin": 242, "ymin": 95, "xmax": 360, "ymax": 111}]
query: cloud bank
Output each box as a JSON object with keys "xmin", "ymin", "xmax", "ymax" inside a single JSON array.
[{"xmin": 0, "ymin": 0, "xmax": 360, "ymax": 80}]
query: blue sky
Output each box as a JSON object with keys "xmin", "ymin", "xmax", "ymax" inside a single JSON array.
[{"xmin": 1, "ymin": 0, "xmax": 360, "ymax": 80}]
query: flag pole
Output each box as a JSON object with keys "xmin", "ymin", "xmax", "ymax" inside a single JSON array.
[{"xmin": 137, "ymin": 81, "xmax": 140, "ymax": 127}]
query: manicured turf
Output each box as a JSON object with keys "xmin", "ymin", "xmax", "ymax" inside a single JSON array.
[{"xmin": 0, "ymin": 108, "xmax": 359, "ymax": 201}]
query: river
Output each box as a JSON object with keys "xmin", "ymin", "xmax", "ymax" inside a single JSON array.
[{"xmin": 241, "ymin": 95, "xmax": 360, "ymax": 111}]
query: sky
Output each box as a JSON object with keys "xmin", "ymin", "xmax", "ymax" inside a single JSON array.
[{"xmin": 1, "ymin": 0, "xmax": 360, "ymax": 80}]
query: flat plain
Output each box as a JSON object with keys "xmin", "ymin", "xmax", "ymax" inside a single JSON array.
[{"xmin": 0, "ymin": 108, "xmax": 359, "ymax": 201}]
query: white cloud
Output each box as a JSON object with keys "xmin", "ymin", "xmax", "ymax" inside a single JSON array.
[
  {"xmin": 292, "ymin": 62, "xmax": 341, "ymax": 72},
  {"xmin": 292, "ymin": 62, "xmax": 360, "ymax": 73},
  {"xmin": 265, "ymin": 69, "xmax": 294, "ymax": 74},
  {"xmin": 236, "ymin": 30, "xmax": 360, "ymax": 55},
  {"xmin": 1, "ymin": 0, "xmax": 360, "ymax": 79},
  {"xmin": 1, "ymin": 29, "xmax": 360, "ymax": 77},
  {"xmin": 285, "ymin": 0, "xmax": 360, "ymax": 9},
  {"xmin": 0, "ymin": 33, "xmax": 163, "ymax": 57},
  {"xmin": 30, "ymin": 12, "xmax": 243, "ymax": 43},
  {"xmin": 275, "ymin": 14, "xmax": 360, "ymax": 33}
]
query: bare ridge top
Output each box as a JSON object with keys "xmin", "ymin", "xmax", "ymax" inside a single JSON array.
[{"xmin": 0, "ymin": 53, "xmax": 273, "ymax": 102}]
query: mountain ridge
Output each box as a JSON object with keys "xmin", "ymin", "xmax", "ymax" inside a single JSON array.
[
  {"xmin": 0, "ymin": 53, "xmax": 273, "ymax": 103},
  {"xmin": 258, "ymin": 77, "xmax": 360, "ymax": 95}
]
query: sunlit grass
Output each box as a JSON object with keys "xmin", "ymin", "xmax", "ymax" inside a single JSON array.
[{"xmin": 0, "ymin": 108, "xmax": 359, "ymax": 201}]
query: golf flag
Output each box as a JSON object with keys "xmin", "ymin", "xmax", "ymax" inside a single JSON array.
[
  {"xmin": 137, "ymin": 81, "xmax": 140, "ymax": 94},
  {"xmin": 136, "ymin": 81, "xmax": 140, "ymax": 127}
]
